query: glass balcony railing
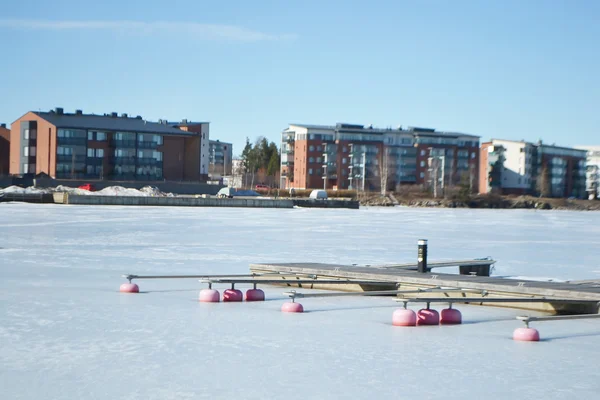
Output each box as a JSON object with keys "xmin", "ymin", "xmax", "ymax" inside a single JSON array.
[
  {"xmin": 112, "ymin": 140, "xmax": 137, "ymax": 148},
  {"xmin": 137, "ymin": 141, "xmax": 159, "ymax": 149},
  {"xmin": 57, "ymin": 154, "xmax": 86, "ymax": 162},
  {"xmin": 111, "ymin": 157, "xmax": 136, "ymax": 165}
]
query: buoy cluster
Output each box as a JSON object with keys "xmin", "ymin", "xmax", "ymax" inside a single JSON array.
[
  {"xmin": 392, "ymin": 304, "xmax": 462, "ymax": 327},
  {"xmin": 199, "ymin": 287, "xmax": 265, "ymax": 303}
]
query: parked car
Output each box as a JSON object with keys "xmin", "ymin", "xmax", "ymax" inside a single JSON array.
[{"xmin": 255, "ymin": 184, "xmax": 270, "ymax": 190}]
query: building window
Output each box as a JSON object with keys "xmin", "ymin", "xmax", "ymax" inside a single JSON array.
[
  {"xmin": 24, "ymin": 129, "xmax": 30, "ymax": 139},
  {"xmin": 309, "ymin": 157, "xmax": 314, "ymax": 163},
  {"xmin": 420, "ymin": 150, "xmax": 426, "ymax": 156},
  {"xmin": 342, "ymin": 158, "xmax": 347, "ymax": 164},
  {"xmin": 309, "ymin": 134, "xmax": 315, "ymax": 140},
  {"xmin": 87, "ymin": 148, "xmax": 94, "ymax": 157},
  {"xmin": 88, "ymin": 131, "xmax": 94, "ymax": 141},
  {"xmin": 420, "ymin": 172, "xmax": 424, "ymax": 178},
  {"xmin": 97, "ymin": 132, "xmax": 107, "ymax": 141},
  {"xmin": 317, "ymin": 157, "xmax": 322, "ymax": 163},
  {"xmin": 342, "ymin": 146, "xmax": 347, "ymax": 153},
  {"xmin": 420, "ymin": 161, "xmax": 425, "ymax": 167},
  {"xmin": 309, "ymin": 168, "xmax": 313, "ymax": 175},
  {"xmin": 97, "ymin": 149, "xmax": 104, "ymax": 158},
  {"xmin": 23, "ymin": 147, "xmax": 29, "ymax": 157},
  {"xmin": 471, "ymin": 152, "xmax": 476, "ymax": 159},
  {"xmin": 309, "ymin": 145, "xmax": 315, "ymax": 152},
  {"xmin": 317, "ymin": 145, "xmax": 322, "ymax": 151}
]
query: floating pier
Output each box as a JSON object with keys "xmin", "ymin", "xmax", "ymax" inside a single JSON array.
[{"xmin": 250, "ymin": 240, "xmax": 600, "ymax": 314}]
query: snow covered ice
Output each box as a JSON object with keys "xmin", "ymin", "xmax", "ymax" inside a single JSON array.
[{"xmin": 1, "ymin": 204, "xmax": 600, "ymax": 399}]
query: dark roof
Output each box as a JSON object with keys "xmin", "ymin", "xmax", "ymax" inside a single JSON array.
[
  {"xmin": 34, "ymin": 112, "xmax": 196, "ymax": 136},
  {"xmin": 288, "ymin": 123, "xmax": 479, "ymax": 138}
]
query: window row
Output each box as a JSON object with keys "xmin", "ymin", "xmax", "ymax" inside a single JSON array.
[
  {"xmin": 23, "ymin": 146, "xmax": 37, "ymax": 157},
  {"xmin": 87, "ymin": 148, "xmax": 105, "ymax": 158},
  {"xmin": 23, "ymin": 129, "xmax": 37, "ymax": 140},
  {"xmin": 22, "ymin": 163, "xmax": 36, "ymax": 173},
  {"xmin": 58, "ymin": 129, "xmax": 86, "ymax": 139},
  {"xmin": 88, "ymin": 131, "xmax": 107, "ymax": 141}
]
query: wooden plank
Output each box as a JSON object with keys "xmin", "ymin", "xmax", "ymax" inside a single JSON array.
[
  {"xmin": 284, "ymin": 288, "xmax": 484, "ymax": 299},
  {"xmin": 198, "ymin": 279, "xmax": 392, "ymax": 285},
  {"xmin": 393, "ymin": 297, "xmax": 600, "ymax": 304},
  {"xmin": 123, "ymin": 272, "xmax": 296, "ymax": 280},
  {"xmin": 374, "ymin": 260, "xmax": 495, "ymax": 269}
]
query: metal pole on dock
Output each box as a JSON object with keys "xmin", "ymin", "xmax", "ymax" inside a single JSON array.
[{"xmin": 417, "ymin": 239, "xmax": 428, "ymax": 273}]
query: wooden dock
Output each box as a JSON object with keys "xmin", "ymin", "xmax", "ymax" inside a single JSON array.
[{"xmin": 249, "ymin": 262, "xmax": 600, "ymax": 314}]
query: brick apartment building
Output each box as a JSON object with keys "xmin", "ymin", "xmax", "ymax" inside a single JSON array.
[
  {"xmin": 479, "ymin": 139, "xmax": 587, "ymax": 198},
  {"xmin": 280, "ymin": 123, "xmax": 480, "ymax": 191},
  {"xmin": 0, "ymin": 123, "xmax": 9, "ymax": 176},
  {"xmin": 9, "ymin": 108, "xmax": 210, "ymax": 182}
]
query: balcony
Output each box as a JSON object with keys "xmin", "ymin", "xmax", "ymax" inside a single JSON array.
[
  {"xmin": 112, "ymin": 140, "xmax": 137, "ymax": 148},
  {"xmin": 57, "ymin": 137, "xmax": 86, "ymax": 146},
  {"xmin": 137, "ymin": 141, "xmax": 159, "ymax": 149},
  {"xmin": 111, "ymin": 156, "xmax": 136, "ymax": 165},
  {"xmin": 137, "ymin": 158, "xmax": 162, "ymax": 166},
  {"xmin": 57, "ymin": 154, "xmax": 86, "ymax": 163}
]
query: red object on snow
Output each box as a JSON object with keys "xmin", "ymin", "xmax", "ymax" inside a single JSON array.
[{"xmin": 78, "ymin": 183, "xmax": 95, "ymax": 191}]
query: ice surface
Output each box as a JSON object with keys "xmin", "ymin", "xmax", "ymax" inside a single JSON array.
[{"xmin": 1, "ymin": 204, "xmax": 600, "ymax": 399}]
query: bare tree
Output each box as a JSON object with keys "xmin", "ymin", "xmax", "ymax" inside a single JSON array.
[
  {"xmin": 379, "ymin": 147, "xmax": 395, "ymax": 195},
  {"xmin": 536, "ymin": 165, "xmax": 550, "ymax": 198}
]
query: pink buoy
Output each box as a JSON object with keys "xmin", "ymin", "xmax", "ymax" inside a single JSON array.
[
  {"xmin": 513, "ymin": 327, "xmax": 540, "ymax": 342},
  {"xmin": 199, "ymin": 289, "xmax": 220, "ymax": 303},
  {"xmin": 119, "ymin": 283, "xmax": 139, "ymax": 293},
  {"xmin": 281, "ymin": 302, "xmax": 304, "ymax": 313},
  {"xmin": 440, "ymin": 308, "xmax": 462, "ymax": 325},
  {"xmin": 417, "ymin": 308, "xmax": 440, "ymax": 326},
  {"xmin": 223, "ymin": 289, "xmax": 243, "ymax": 302},
  {"xmin": 392, "ymin": 308, "xmax": 417, "ymax": 326},
  {"xmin": 245, "ymin": 288, "xmax": 265, "ymax": 302}
]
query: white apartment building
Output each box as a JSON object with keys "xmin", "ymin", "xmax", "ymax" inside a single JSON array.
[
  {"xmin": 575, "ymin": 146, "xmax": 600, "ymax": 199},
  {"xmin": 485, "ymin": 139, "xmax": 535, "ymax": 193}
]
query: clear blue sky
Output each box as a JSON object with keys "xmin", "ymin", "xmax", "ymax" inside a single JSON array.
[{"xmin": 1, "ymin": 0, "xmax": 598, "ymax": 155}]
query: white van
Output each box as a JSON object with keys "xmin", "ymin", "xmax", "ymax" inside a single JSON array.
[{"xmin": 309, "ymin": 190, "xmax": 328, "ymax": 200}]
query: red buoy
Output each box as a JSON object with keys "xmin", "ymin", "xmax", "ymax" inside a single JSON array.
[
  {"xmin": 417, "ymin": 308, "xmax": 440, "ymax": 325},
  {"xmin": 392, "ymin": 308, "xmax": 417, "ymax": 326},
  {"xmin": 223, "ymin": 289, "xmax": 243, "ymax": 302},
  {"xmin": 199, "ymin": 289, "xmax": 220, "ymax": 303},
  {"xmin": 281, "ymin": 302, "xmax": 304, "ymax": 313},
  {"xmin": 440, "ymin": 308, "xmax": 462, "ymax": 325},
  {"xmin": 119, "ymin": 283, "xmax": 139, "ymax": 293},
  {"xmin": 245, "ymin": 288, "xmax": 265, "ymax": 301},
  {"xmin": 513, "ymin": 327, "xmax": 540, "ymax": 342}
]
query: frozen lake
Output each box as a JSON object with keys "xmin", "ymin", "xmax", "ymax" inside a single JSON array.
[{"xmin": 1, "ymin": 204, "xmax": 600, "ymax": 399}]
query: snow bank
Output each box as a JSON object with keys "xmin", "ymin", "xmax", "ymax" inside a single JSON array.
[
  {"xmin": 0, "ymin": 185, "xmax": 174, "ymax": 197},
  {"xmin": 0, "ymin": 185, "xmax": 48, "ymax": 194}
]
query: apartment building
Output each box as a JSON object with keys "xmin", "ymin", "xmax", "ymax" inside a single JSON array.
[
  {"xmin": 208, "ymin": 140, "xmax": 233, "ymax": 176},
  {"xmin": 479, "ymin": 139, "xmax": 587, "ymax": 198},
  {"xmin": 281, "ymin": 123, "xmax": 480, "ymax": 191},
  {"xmin": 575, "ymin": 146, "xmax": 600, "ymax": 199},
  {"xmin": 0, "ymin": 123, "xmax": 9, "ymax": 176},
  {"xmin": 9, "ymin": 108, "xmax": 210, "ymax": 181}
]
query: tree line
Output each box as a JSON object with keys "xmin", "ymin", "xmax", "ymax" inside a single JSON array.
[{"xmin": 240, "ymin": 137, "xmax": 280, "ymax": 188}]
